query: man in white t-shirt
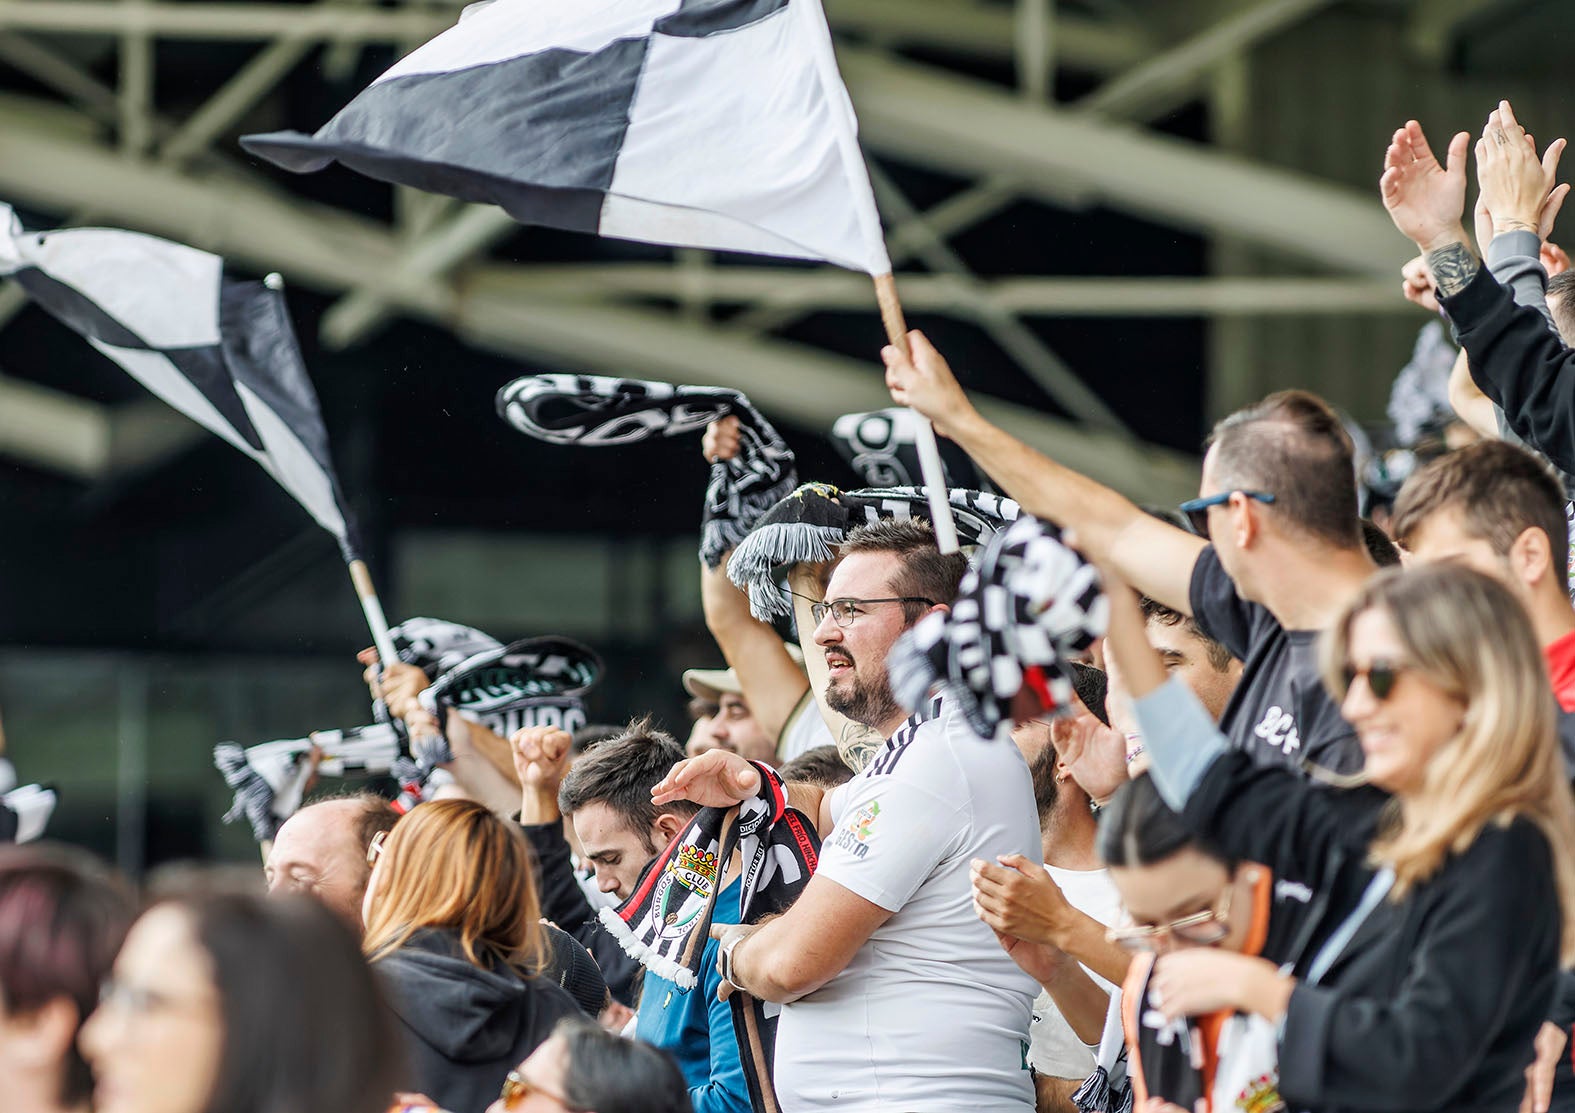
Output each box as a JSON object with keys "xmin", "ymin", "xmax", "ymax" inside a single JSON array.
[{"xmin": 654, "ymin": 520, "xmax": 1042, "ymax": 1112}]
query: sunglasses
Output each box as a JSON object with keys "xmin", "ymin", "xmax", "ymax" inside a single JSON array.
[
  {"xmin": 1338, "ymin": 659, "xmax": 1411, "ymax": 702},
  {"xmin": 499, "ymin": 1069, "xmax": 588, "ymax": 1112},
  {"xmin": 1176, "ymin": 490, "xmax": 1276, "ymax": 536},
  {"xmin": 1106, "ymin": 884, "xmax": 1234, "ymax": 951}
]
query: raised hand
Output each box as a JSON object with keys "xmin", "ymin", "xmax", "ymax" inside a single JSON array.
[
  {"xmin": 881, "ymin": 329, "xmax": 978, "ymax": 439},
  {"xmin": 1400, "ymin": 255, "xmax": 1441, "ymax": 313},
  {"xmin": 651, "ymin": 748, "xmax": 761, "ymax": 808},
  {"xmin": 1380, "ymin": 120, "xmax": 1470, "ymax": 252},
  {"xmin": 703, "ymin": 415, "xmax": 741, "ymax": 464},
  {"xmin": 1148, "ymin": 948, "xmax": 1290, "ymax": 1023},
  {"xmin": 511, "ymin": 726, "xmax": 573, "ymax": 792},
  {"xmin": 1476, "ymin": 101, "xmax": 1567, "ymax": 239}
]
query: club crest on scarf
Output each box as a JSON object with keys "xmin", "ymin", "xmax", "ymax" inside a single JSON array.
[
  {"xmin": 654, "ymin": 845, "xmax": 720, "ymax": 940},
  {"xmin": 887, "ymin": 516, "xmax": 1107, "ymax": 737}
]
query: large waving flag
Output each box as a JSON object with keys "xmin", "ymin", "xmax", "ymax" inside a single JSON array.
[
  {"xmin": 0, "ymin": 205, "xmax": 355, "ymax": 547},
  {"xmin": 242, "ymin": 0, "xmax": 890, "ymax": 275},
  {"xmin": 0, "ymin": 204, "xmax": 398, "ymax": 659}
]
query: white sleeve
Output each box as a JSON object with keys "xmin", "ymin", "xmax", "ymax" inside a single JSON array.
[{"xmin": 815, "ymin": 769, "xmax": 965, "ymax": 912}]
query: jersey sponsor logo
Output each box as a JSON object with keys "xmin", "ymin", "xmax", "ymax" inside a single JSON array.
[
  {"xmin": 830, "ymin": 802, "xmax": 880, "ymax": 860},
  {"xmin": 1251, "ymin": 705, "xmax": 1300, "ymax": 756},
  {"xmin": 652, "ymin": 844, "xmax": 717, "ymax": 939}
]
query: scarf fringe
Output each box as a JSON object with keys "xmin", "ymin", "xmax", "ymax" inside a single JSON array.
[
  {"xmin": 212, "ymin": 742, "xmax": 280, "ymax": 843},
  {"xmin": 597, "ymin": 905, "xmax": 700, "ymax": 990},
  {"xmin": 727, "ymin": 523, "xmax": 845, "ymax": 620}
]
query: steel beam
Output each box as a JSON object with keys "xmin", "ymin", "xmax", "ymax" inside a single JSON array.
[
  {"xmin": 0, "ymin": 105, "xmax": 1200, "ymax": 501},
  {"xmin": 839, "ymin": 48, "xmax": 1412, "ymax": 276}
]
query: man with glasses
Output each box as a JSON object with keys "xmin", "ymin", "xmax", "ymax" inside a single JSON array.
[
  {"xmin": 883, "ymin": 333, "xmax": 1373, "ymax": 777},
  {"xmin": 659, "ymin": 519, "xmax": 1044, "ymax": 1113}
]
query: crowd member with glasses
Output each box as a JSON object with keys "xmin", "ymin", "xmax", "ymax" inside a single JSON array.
[
  {"xmin": 883, "ymin": 333, "xmax": 1374, "ymax": 779},
  {"xmin": 486, "ymin": 1017, "xmax": 691, "ymax": 1113},
  {"xmin": 1101, "ymin": 561, "xmax": 1575, "ymax": 1113},
  {"xmin": 0, "ymin": 843, "xmax": 133, "ymax": 1113},
  {"xmin": 656, "ymin": 519, "xmax": 1046, "ymax": 1112},
  {"xmin": 363, "ymin": 799, "xmax": 581, "ymax": 1113},
  {"xmin": 82, "ymin": 885, "xmax": 405, "ymax": 1113},
  {"xmin": 1091, "ymin": 773, "xmax": 1312, "ymax": 1113}
]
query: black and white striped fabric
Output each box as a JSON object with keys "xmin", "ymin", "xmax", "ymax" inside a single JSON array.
[
  {"xmin": 726, "ymin": 483, "xmax": 1021, "ymax": 619},
  {"xmin": 832, "ymin": 407, "xmax": 982, "ymax": 490},
  {"xmin": 213, "ymin": 724, "xmax": 403, "ymax": 843},
  {"xmin": 0, "ymin": 204, "xmax": 358, "ymax": 553},
  {"xmin": 417, "ymin": 636, "xmax": 603, "ymax": 742},
  {"xmin": 243, "ymin": 0, "xmax": 889, "ymax": 275},
  {"xmin": 389, "ymin": 617, "xmax": 502, "ymax": 677},
  {"xmin": 887, "ymin": 516, "xmax": 1107, "ymax": 739},
  {"xmin": 497, "ymin": 374, "xmax": 796, "ymax": 568}
]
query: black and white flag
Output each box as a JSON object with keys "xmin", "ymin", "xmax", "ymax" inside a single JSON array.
[
  {"xmin": 243, "ymin": 0, "xmax": 890, "ymax": 274},
  {"xmin": 0, "ymin": 204, "xmax": 360, "ymax": 555}
]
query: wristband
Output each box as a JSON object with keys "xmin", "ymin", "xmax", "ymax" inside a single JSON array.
[{"xmin": 718, "ymin": 930, "xmax": 746, "ymax": 987}]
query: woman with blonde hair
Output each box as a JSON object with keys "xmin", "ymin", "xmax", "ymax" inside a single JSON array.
[
  {"xmin": 363, "ymin": 799, "xmax": 579, "ymax": 1113},
  {"xmin": 1101, "ymin": 562, "xmax": 1575, "ymax": 1113}
]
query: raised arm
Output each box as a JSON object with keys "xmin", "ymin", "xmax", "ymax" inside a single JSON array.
[
  {"xmin": 882, "ymin": 331, "xmax": 1204, "ymax": 614},
  {"xmin": 700, "ymin": 418, "xmax": 812, "ymax": 746}
]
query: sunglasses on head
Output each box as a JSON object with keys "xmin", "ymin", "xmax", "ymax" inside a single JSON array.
[
  {"xmin": 1338, "ymin": 659, "xmax": 1411, "ymax": 701},
  {"xmin": 499, "ymin": 1069, "xmax": 588, "ymax": 1112}
]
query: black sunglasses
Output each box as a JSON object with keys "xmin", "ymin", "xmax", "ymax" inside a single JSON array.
[{"xmin": 1338, "ymin": 659, "xmax": 1410, "ymax": 702}]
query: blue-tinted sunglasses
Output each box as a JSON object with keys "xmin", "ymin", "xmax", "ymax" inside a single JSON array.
[{"xmin": 1177, "ymin": 491, "xmax": 1276, "ymax": 536}]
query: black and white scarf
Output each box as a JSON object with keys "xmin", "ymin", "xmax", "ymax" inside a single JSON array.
[
  {"xmin": 726, "ymin": 483, "xmax": 1021, "ymax": 620},
  {"xmin": 887, "ymin": 516, "xmax": 1106, "ymax": 738},
  {"xmin": 496, "ymin": 374, "xmax": 796, "ymax": 568},
  {"xmin": 601, "ymin": 762, "xmax": 819, "ymax": 1113},
  {"xmin": 831, "ymin": 406, "xmax": 982, "ymax": 490},
  {"xmin": 214, "ymin": 723, "xmax": 403, "ymax": 843}
]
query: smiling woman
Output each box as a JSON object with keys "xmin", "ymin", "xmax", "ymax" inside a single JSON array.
[{"xmin": 1103, "ymin": 563, "xmax": 1575, "ymax": 1113}]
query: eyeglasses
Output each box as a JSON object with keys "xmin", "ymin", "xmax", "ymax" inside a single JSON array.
[
  {"xmin": 1176, "ymin": 490, "xmax": 1276, "ymax": 536},
  {"xmin": 98, "ymin": 979, "xmax": 215, "ymax": 1018},
  {"xmin": 1338, "ymin": 659, "xmax": 1411, "ymax": 702},
  {"xmin": 367, "ymin": 829, "xmax": 388, "ymax": 868},
  {"xmin": 499, "ymin": 1069, "xmax": 588, "ymax": 1112},
  {"xmin": 1106, "ymin": 885, "xmax": 1234, "ymax": 951},
  {"xmin": 809, "ymin": 596, "xmax": 935, "ymax": 628}
]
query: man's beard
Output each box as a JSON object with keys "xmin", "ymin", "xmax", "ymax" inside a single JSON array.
[{"xmin": 825, "ymin": 657, "xmax": 903, "ymax": 733}]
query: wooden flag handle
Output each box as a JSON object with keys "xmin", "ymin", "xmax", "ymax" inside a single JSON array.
[
  {"xmin": 348, "ymin": 559, "xmax": 399, "ymax": 665},
  {"xmin": 873, "ymin": 273, "xmax": 961, "ymax": 554}
]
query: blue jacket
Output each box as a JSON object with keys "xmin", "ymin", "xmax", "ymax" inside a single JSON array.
[{"xmin": 635, "ymin": 877, "xmax": 750, "ymax": 1113}]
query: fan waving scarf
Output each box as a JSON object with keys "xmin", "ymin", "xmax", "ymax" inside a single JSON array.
[
  {"xmin": 418, "ymin": 636, "xmax": 603, "ymax": 742},
  {"xmin": 887, "ymin": 516, "xmax": 1108, "ymax": 738},
  {"xmin": 726, "ymin": 483, "xmax": 1021, "ymax": 620},
  {"xmin": 601, "ymin": 761, "xmax": 818, "ymax": 1113},
  {"xmin": 214, "ymin": 724, "xmax": 403, "ymax": 843},
  {"xmin": 243, "ymin": 0, "xmax": 890, "ymax": 275},
  {"xmin": 497, "ymin": 374, "xmax": 797, "ymax": 568},
  {"xmin": 0, "ymin": 204, "xmax": 361, "ymax": 555}
]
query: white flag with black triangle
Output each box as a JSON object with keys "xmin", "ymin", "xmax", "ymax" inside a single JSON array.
[
  {"xmin": 0, "ymin": 204, "xmax": 358, "ymax": 552},
  {"xmin": 243, "ymin": 0, "xmax": 890, "ymax": 275}
]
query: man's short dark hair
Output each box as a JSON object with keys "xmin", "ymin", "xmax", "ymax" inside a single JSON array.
[
  {"xmin": 572, "ymin": 723, "xmax": 625, "ymax": 755},
  {"xmin": 1548, "ymin": 271, "xmax": 1575, "ymax": 342},
  {"xmin": 1206, "ymin": 390, "xmax": 1361, "ymax": 550},
  {"xmin": 777, "ymin": 745, "xmax": 855, "ymax": 789},
  {"xmin": 838, "ymin": 519, "xmax": 969, "ymax": 621},
  {"xmin": 558, "ymin": 716, "xmax": 697, "ymax": 844},
  {"xmin": 1139, "ymin": 596, "xmax": 1235, "ymax": 674},
  {"xmin": 1360, "ymin": 519, "xmax": 1401, "ymax": 567},
  {"xmin": 1390, "ymin": 440, "xmax": 1570, "ymax": 580}
]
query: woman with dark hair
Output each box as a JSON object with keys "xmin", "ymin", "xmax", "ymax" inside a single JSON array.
[
  {"xmin": 487, "ymin": 1017, "xmax": 692, "ymax": 1113},
  {"xmin": 1095, "ymin": 774, "xmax": 1301, "ymax": 1113},
  {"xmin": 363, "ymin": 799, "xmax": 579, "ymax": 1113},
  {"xmin": 1103, "ymin": 563, "xmax": 1575, "ymax": 1113},
  {"xmin": 80, "ymin": 887, "xmax": 405, "ymax": 1113},
  {"xmin": 0, "ymin": 843, "xmax": 133, "ymax": 1113}
]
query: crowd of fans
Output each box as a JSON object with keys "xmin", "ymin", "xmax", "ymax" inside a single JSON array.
[{"xmin": 10, "ymin": 97, "xmax": 1575, "ymax": 1113}]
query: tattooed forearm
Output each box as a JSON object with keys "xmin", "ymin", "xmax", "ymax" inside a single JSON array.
[
  {"xmin": 1426, "ymin": 240, "xmax": 1481, "ymax": 298},
  {"xmin": 837, "ymin": 722, "xmax": 884, "ymax": 773}
]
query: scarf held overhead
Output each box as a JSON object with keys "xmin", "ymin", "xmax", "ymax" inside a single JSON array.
[{"xmin": 496, "ymin": 374, "xmax": 796, "ymax": 568}]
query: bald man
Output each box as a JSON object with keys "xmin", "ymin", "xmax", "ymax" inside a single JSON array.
[{"xmin": 264, "ymin": 794, "xmax": 397, "ymax": 928}]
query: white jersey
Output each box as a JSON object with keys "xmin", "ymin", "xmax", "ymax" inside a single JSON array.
[
  {"xmin": 773, "ymin": 697, "xmax": 1042, "ymax": 1112},
  {"xmin": 1028, "ymin": 866, "xmax": 1122, "ymax": 1079},
  {"xmin": 777, "ymin": 690, "xmax": 837, "ymax": 762}
]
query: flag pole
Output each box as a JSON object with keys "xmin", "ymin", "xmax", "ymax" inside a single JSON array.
[
  {"xmin": 348, "ymin": 558, "xmax": 399, "ymax": 665},
  {"xmin": 873, "ymin": 273, "xmax": 960, "ymax": 554}
]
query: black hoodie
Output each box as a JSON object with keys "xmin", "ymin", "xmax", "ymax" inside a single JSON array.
[{"xmin": 375, "ymin": 929, "xmax": 580, "ymax": 1113}]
